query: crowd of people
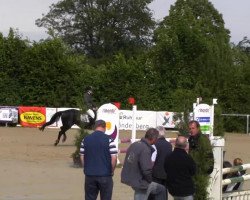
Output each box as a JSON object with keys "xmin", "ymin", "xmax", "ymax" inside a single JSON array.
[{"xmin": 79, "ymin": 118, "xmax": 218, "ymax": 200}]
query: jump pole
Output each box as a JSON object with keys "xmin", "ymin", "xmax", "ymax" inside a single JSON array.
[{"xmin": 131, "ymin": 105, "xmax": 137, "ymax": 143}]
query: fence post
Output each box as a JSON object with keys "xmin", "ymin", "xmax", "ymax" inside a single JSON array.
[
  {"xmin": 247, "ymin": 115, "xmax": 249, "ymax": 135},
  {"xmin": 208, "ymin": 137, "xmax": 225, "ymax": 200},
  {"xmin": 131, "ymin": 105, "xmax": 137, "ymax": 143}
]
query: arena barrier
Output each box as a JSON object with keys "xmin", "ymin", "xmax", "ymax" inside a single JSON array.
[{"xmin": 221, "ymin": 164, "xmax": 250, "ymax": 200}]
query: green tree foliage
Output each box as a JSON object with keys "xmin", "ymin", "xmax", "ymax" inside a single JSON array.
[
  {"xmin": 152, "ymin": 0, "xmax": 232, "ymax": 111},
  {"xmin": 0, "ymin": 29, "xmax": 29, "ymax": 105},
  {"xmin": 36, "ymin": 0, "xmax": 155, "ymax": 61},
  {"xmin": 96, "ymin": 54, "xmax": 160, "ymax": 110},
  {"xmin": 220, "ymin": 37, "xmax": 250, "ymax": 132},
  {"xmin": 0, "ymin": 30, "xmax": 93, "ymax": 107}
]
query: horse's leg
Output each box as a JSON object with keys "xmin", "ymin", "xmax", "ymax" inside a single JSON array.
[
  {"xmin": 62, "ymin": 126, "xmax": 71, "ymax": 143},
  {"xmin": 54, "ymin": 126, "xmax": 66, "ymax": 146},
  {"xmin": 54, "ymin": 129, "xmax": 62, "ymax": 146}
]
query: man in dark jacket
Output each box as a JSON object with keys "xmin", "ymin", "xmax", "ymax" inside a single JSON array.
[
  {"xmin": 188, "ymin": 120, "xmax": 214, "ymax": 199},
  {"xmin": 121, "ymin": 128, "xmax": 166, "ymax": 200},
  {"xmin": 150, "ymin": 126, "xmax": 172, "ymax": 199},
  {"xmin": 164, "ymin": 135, "xmax": 196, "ymax": 200},
  {"xmin": 188, "ymin": 120, "xmax": 214, "ymax": 175}
]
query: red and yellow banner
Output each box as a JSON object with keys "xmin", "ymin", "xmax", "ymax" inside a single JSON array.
[{"xmin": 19, "ymin": 106, "xmax": 46, "ymax": 127}]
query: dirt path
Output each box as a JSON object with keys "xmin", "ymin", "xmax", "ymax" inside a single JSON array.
[{"xmin": 0, "ymin": 127, "xmax": 249, "ymax": 200}]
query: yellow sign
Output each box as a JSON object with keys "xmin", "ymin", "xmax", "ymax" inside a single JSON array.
[{"xmin": 20, "ymin": 112, "xmax": 45, "ymax": 124}]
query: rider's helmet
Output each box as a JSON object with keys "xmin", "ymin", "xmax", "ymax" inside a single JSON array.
[{"xmin": 85, "ymin": 86, "xmax": 93, "ymax": 94}]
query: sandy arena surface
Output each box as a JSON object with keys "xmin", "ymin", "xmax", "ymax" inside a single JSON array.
[{"xmin": 0, "ymin": 127, "xmax": 250, "ymax": 200}]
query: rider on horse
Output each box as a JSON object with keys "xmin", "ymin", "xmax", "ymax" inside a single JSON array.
[{"xmin": 84, "ymin": 86, "xmax": 97, "ymax": 121}]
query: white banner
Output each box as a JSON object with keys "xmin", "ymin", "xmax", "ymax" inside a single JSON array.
[
  {"xmin": 119, "ymin": 110, "xmax": 157, "ymax": 130},
  {"xmin": 156, "ymin": 111, "xmax": 177, "ymax": 128},
  {"xmin": 43, "ymin": 107, "xmax": 178, "ymax": 131},
  {"xmin": 0, "ymin": 107, "xmax": 18, "ymax": 123}
]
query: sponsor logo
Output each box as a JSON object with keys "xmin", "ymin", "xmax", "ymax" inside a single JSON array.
[
  {"xmin": 20, "ymin": 112, "xmax": 45, "ymax": 123},
  {"xmin": 197, "ymin": 117, "xmax": 210, "ymax": 123},
  {"xmin": 198, "ymin": 108, "xmax": 210, "ymax": 113},
  {"xmin": 102, "ymin": 108, "xmax": 116, "ymax": 114}
]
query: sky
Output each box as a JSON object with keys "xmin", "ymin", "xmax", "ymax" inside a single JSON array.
[{"xmin": 0, "ymin": 0, "xmax": 249, "ymax": 44}]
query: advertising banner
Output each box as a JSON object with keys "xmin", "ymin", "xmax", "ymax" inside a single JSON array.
[
  {"xmin": 0, "ymin": 106, "xmax": 18, "ymax": 124},
  {"xmin": 156, "ymin": 111, "xmax": 177, "ymax": 128},
  {"xmin": 97, "ymin": 103, "xmax": 120, "ymax": 148},
  {"xmin": 193, "ymin": 104, "xmax": 212, "ymax": 135},
  {"xmin": 19, "ymin": 106, "xmax": 46, "ymax": 127},
  {"xmin": 119, "ymin": 110, "xmax": 157, "ymax": 130}
]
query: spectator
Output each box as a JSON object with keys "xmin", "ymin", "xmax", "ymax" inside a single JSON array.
[
  {"xmin": 164, "ymin": 135, "xmax": 196, "ymax": 200},
  {"xmin": 188, "ymin": 120, "xmax": 214, "ymax": 199},
  {"xmin": 149, "ymin": 126, "xmax": 172, "ymax": 200},
  {"xmin": 232, "ymin": 158, "xmax": 246, "ymax": 190},
  {"xmin": 222, "ymin": 161, "xmax": 233, "ymax": 192},
  {"xmin": 188, "ymin": 120, "xmax": 214, "ymax": 174},
  {"xmin": 121, "ymin": 128, "xmax": 166, "ymax": 200},
  {"xmin": 80, "ymin": 120, "xmax": 118, "ymax": 200}
]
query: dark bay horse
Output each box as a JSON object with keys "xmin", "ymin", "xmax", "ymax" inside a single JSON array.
[{"xmin": 39, "ymin": 109, "xmax": 96, "ymax": 146}]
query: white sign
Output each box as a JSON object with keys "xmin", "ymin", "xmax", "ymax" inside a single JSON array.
[
  {"xmin": 193, "ymin": 104, "xmax": 212, "ymax": 134},
  {"xmin": 119, "ymin": 110, "xmax": 156, "ymax": 130},
  {"xmin": 0, "ymin": 107, "xmax": 18, "ymax": 123},
  {"xmin": 97, "ymin": 103, "xmax": 120, "ymax": 148},
  {"xmin": 156, "ymin": 111, "xmax": 178, "ymax": 128}
]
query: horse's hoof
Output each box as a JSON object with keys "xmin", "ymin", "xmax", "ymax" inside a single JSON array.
[
  {"xmin": 54, "ymin": 140, "xmax": 59, "ymax": 146},
  {"xmin": 39, "ymin": 127, "xmax": 44, "ymax": 131}
]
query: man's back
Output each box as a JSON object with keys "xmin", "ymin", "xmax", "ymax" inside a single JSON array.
[
  {"xmin": 152, "ymin": 137, "xmax": 172, "ymax": 180},
  {"xmin": 165, "ymin": 148, "xmax": 196, "ymax": 197},
  {"xmin": 121, "ymin": 138, "xmax": 153, "ymax": 190},
  {"xmin": 83, "ymin": 131, "xmax": 112, "ymax": 176}
]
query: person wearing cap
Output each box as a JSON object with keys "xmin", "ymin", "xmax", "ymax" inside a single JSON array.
[
  {"xmin": 83, "ymin": 86, "xmax": 97, "ymax": 121},
  {"xmin": 149, "ymin": 126, "xmax": 172, "ymax": 200},
  {"xmin": 80, "ymin": 120, "xmax": 118, "ymax": 200},
  {"xmin": 164, "ymin": 135, "xmax": 196, "ymax": 200}
]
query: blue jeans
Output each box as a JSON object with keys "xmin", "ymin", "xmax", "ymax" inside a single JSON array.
[
  {"xmin": 173, "ymin": 195, "xmax": 193, "ymax": 200},
  {"xmin": 134, "ymin": 182, "xmax": 166, "ymax": 200},
  {"xmin": 85, "ymin": 176, "xmax": 113, "ymax": 200}
]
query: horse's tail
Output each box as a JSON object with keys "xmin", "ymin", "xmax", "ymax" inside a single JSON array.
[{"xmin": 39, "ymin": 111, "xmax": 63, "ymax": 131}]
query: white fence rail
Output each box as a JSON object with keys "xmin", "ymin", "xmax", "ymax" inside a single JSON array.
[
  {"xmin": 221, "ymin": 164, "xmax": 250, "ymax": 200},
  {"xmin": 222, "ymin": 190, "xmax": 250, "ymax": 200}
]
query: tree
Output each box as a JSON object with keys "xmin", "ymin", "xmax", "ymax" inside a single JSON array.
[
  {"xmin": 151, "ymin": 0, "xmax": 232, "ymax": 112},
  {"xmin": 36, "ymin": 0, "xmax": 155, "ymax": 61},
  {"xmin": 220, "ymin": 37, "xmax": 250, "ymax": 132},
  {"xmin": 0, "ymin": 29, "xmax": 29, "ymax": 105}
]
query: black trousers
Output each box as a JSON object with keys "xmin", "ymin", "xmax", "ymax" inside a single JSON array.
[{"xmin": 85, "ymin": 176, "xmax": 113, "ymax": 200}]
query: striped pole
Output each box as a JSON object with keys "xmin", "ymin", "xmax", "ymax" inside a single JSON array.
[
  {"xmin": 222, "ymin": 174, "xmax": 250, "ymax": 186},
  {"xmin": 222, "ymin": 164, "xmax": 250, "ymax": 175}
]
